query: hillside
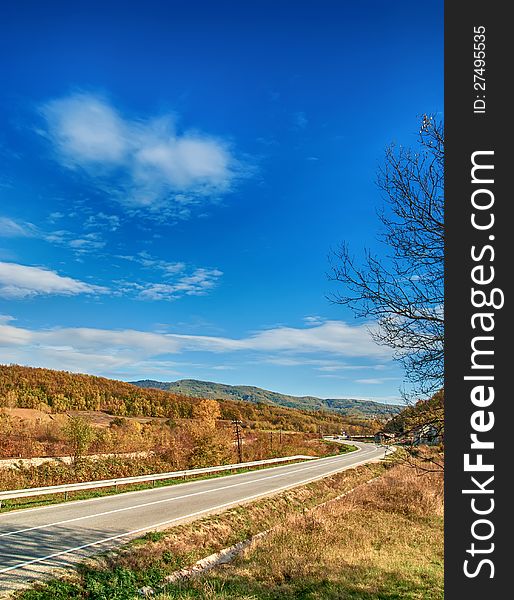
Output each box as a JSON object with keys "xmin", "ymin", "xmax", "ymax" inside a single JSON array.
[
  {"xmin": 382, "ymin": 389, "xmax": 444, "ymax": 437},
  {"xmin": 0, "ymin": 365, "xmax": 378, "ymax": 435},
  {"xmin": 132, "ymin": 378, "xmax": 401, "ymax": 419}
]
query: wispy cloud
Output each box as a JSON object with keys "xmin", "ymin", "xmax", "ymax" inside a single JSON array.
[
  {"xmin": 0, "ymin": 214, "xmax": 108, "ymax": 255},
  {"xmin": 258, "ymin": 356, "xmax": 383, "ymax": 371},
  {"xmin": 355, "ymin": 377, "xmax": 401, "ymax": 385},
  {"xmin": 0, "ymin": 223, "xmax": 221, "ymax": 300},
  {"xmin": 84, "ymin": 212, "xmax": 120, "ymax": 232},
  {"xmin": 0, "ymin": 262, "xmax": 106, "ymax": 299},
  {"xmin": 171, "ymin": 321, "xmax": 392, "ymax": 358},
  {"xmin": 0, "ymin": 318, "xmax": 396, "ymax": 388},
  {"xmin": 292, "ymin": 111, "xmax": 308, "ymax": 129},
  {"xmin": 303, "ymin": 315, "xmax": 324, "ymax": 326},
  {"xmin": 135, "ymin": 267, "xmax": 223, "ymax": 301},
  {"xmin": 40, "ymin": 93, "xmax": 247, "ymax": 217},
  {"xmin": 47, "ymin": 212, "xmax": 65, "ymax": 223},
  {"xmin": 117, "ymin": 251, "xmax": 185, "ymax": 275},
  {"xmin": 0, "ymin": 318, "xmax": 392, "ymax": 367},
  {"xmin": 44, "ymin": 230, "xmax": 106, "ymax": 253},
  {"xmin": 260, "ymin": 322, "xmax": 383, "ymax": 356},
  {"xmin": 0, "ymin": 217, "xmax": 37, "ymax": 238},
  {"xmin": 114, "ymin": 252, "xmax": 222, "ymax": 301}
]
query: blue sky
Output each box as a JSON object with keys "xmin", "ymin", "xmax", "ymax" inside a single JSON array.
[{"xmin": 0, "ymin": 1, "xmax": 443, "ymax": 403}]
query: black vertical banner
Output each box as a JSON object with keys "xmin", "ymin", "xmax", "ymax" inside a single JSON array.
[{"xmin": 445, "ymin": 2, "xmax": 510, "ymax": 598}]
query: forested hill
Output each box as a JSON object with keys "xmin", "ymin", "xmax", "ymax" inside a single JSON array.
[
  {"xmin": 131, "ymin": 378, "xmax": 401, "ymax": 419},
  {"xmin": 0, "ymin": 365, "xmax": 379, "ymax": 434},
  {"xmin": 381, "ymin": 390, "xmax": 444, "ymax": 436}
]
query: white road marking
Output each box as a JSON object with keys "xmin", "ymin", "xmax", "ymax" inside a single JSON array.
[
  {"xmin": 0, "ymin": 450, "xmax": 381, "ymax": 575},
  {"xmin": 0, "ymin": 451, "xmax": 371, "ymax": 538},
  {"xmin": 0, "ymin": 449, "xmax": 360, "ymax": 519}
]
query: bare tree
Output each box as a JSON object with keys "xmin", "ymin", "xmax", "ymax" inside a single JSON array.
[{"xmin": 329, "ymin": 115, "xmax": 444, "ymax": 399}]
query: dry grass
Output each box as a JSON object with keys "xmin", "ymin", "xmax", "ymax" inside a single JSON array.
[
  {"xmin": 159, "ymin": 462, "xmax": 444, "ymax": 599},
  {"xmin": 0, "ymin": 435, "xmax": 344, "ymax": 498},
  {"xmin": 17, "ymin": 463, "xmax": 384, "ymax": 600},
  {"xmin": 110, "ymin": 463, "xmax": 383, "ymax": 575},
  {"xmin": 16, "ymin": 458, "xmax": 443, "ymax": 599}
]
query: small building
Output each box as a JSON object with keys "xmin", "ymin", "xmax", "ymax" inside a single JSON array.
[
  {"xmin": 412, "ymin": 424, "xmax": 441, "ymax": 446},
  {"xmin": 374, "ymin": 431, "xmax": 396, "ymax": 444}
]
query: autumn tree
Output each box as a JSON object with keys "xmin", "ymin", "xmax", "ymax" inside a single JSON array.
[
  {"xmin": 192, "ymin": 399, "xmax": 221, "ymax": 426},
  {"xmin": 384, "ymin": 390, "xmax": 444, "ymax": 472},
  {"xmin": 63, "ymin": 415, "xmax": 95, "ymax": 466},
  {"xmin": 187, "ymin": 399, "xmax": 232, "ymax": 467}
]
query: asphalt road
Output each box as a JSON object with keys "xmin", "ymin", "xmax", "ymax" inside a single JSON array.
[{"xmin": 0, "ymin": 441, "xmax": 386, "ymax": 591}]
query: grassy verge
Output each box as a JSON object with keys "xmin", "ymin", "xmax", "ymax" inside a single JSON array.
[
  {"xmin": 163, "ymin": 460, "xmax": 444, "ymax": 600},
  {"xmin": 0, "ymin": 443, "xmax": 356, "ymax": 513},
  {"xmin": 14, "ymin": 455, "xmax": 379, "ymax": 600}
]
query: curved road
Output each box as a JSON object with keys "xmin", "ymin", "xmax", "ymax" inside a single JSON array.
[{"xmin": 0, "ymin": 441, "xmax": 386, "ymax": 591}]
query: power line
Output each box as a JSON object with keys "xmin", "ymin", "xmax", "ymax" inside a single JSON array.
[{"xmin": 232, "ymin": 419, "xmax": 243, "ymax": 463}]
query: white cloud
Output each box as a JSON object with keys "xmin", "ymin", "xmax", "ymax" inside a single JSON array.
[
  {"xmin": 114, "ymin": 253, "xmax": 222, "ymax": 301},
  {"xmin": 84, "ymin": 213, "xmax": 120, "ymax": 232},
  {"xmin": 68, "ymin": 235, "xmax": 106, "ymax": 252},
  {"xmin": 134, "ymin": 267, "xmax": 223, "ymax": 301},
  {"xmin": 42, "ymin": 94, "xmax": 127, "ymax": 164},
  {"xmin": 47, "ymin": 212, "xmax": 65, "ymax": 223},
  {"xmin": 43, "ymin": 230, "xmax": 106, "ymax": 253},
  {"xmin": 303, "ymin": 315, "xmax": 324, "ymax": 325},
  {"xmin": 0, "ymin": 230, "xmax": 221, "ymax": 300},
  {"xmin": 0, "ymin": 318, "xmax": 176, "ymax": 373},
  {"xmin": 1, "ymin": 318, "xmax": 389, "ymax": 359},
  {"xmin": 0, "ymin": 215, "xmax": 108, "ymax": 255},
  {"xmin": 0, "ymin": 318, "xmax": 391, "ymax": 367},
  {"xmin": 237, "ymin": 321, "xmax": 390, "ymax": 358},
  {"xmin": 0, "ymin": 262, "xmax": 106, "ymax": 299},
  {"xmin": 354, "ymin": 378, "xmax": 401, "ymax": 385},
  {"xmin": 258, "ymin": 356, "xmax": 385, "ymax": 371},
  {"xmin": 0, "ymin": 319, "xmax": 395, "ymax": 382},
  {"xmin": 41, "ymin": 93, "xmax": 244, "ymax": 216},
  {"xmin": 117, "ymin": 251, "xmax": 186, "ymax": 275},
  {"xmin": 0, "ymin": 217, "xmax": 36, "ymax": 238}
]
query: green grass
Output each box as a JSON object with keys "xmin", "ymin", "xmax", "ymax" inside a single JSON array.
[{"xmin": 17, "ymin": 566, "xmax": 166, "ymax": 600}]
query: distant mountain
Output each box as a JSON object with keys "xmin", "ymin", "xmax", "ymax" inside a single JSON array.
[
  {"xmin": 131, "ymin": 379, "xmax": 401, "ymax": 419},
  {"xmin": 1, "ymin": 365, "xmax": 388, "ymax": 436}
]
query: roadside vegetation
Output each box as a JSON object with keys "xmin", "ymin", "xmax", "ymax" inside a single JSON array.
[
  {"xmin": 0, "ymin": 442, "xmax": 356, "ymax": 513},
  {"xmin": 13, "ymin": 453, "xmax": 443, "ymax": 600},
  {"xmin": 0, "ymin": 364, "xmax": 373, "ymax": 500},
  {"xmin": 0, "ymin": 364, "xmax": 363, "ymax": 512},
  {"xmin": 0, "ymin": 429, "xmax": 350, "ymax": 495},
  {"xmin": 14, "ymin": 462, "xmax": 388, "ymax": 599},
  {"xmin": 164, "ymin": 459, "xmax": 443, "ymax": 600},
  {"xmin": 0, "ymin": 364, "xmax": 379, "ymax": 501}
]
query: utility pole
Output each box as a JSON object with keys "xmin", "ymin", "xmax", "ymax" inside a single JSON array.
[
  {"xmin": 232, "ymin": 419, "xmax": 243, "ymax": 463},
  {"xmin": 270, "ymin": 431, "xmax": 273, "ymax": 453}
]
